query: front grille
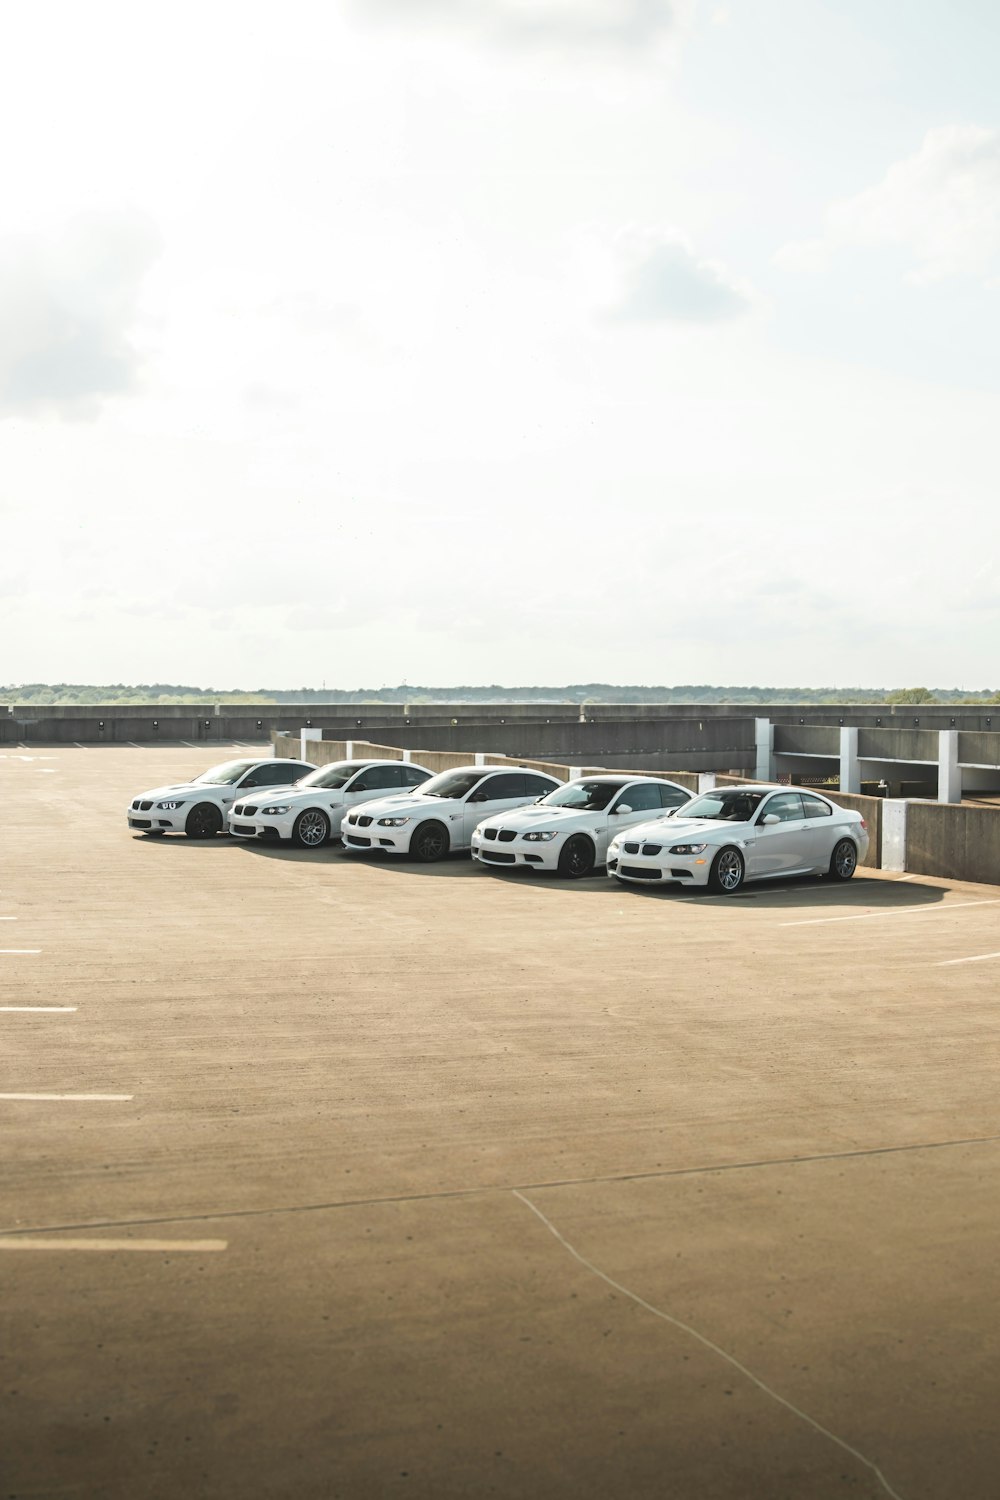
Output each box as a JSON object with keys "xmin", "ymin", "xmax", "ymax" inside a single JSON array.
[
  {"xmin": 357, "ymin": 815, "xmax": 373, "ymax": 828},
  {"xmin": 483, "ymin": 828, "xmax": 498, "ymax": 841},
  {"xmin": 241, "ymin": 805, "xmax": 258, "ymax": 816},
  {"xmin": 482, "ymin": 850, "xmax": 516, "ymax": 864},
  {"xmin": 620, "ymin": 864, "xmax": 661, "ymax": 880},
  {"xmin": 232, "ymin": 824, "xmax": 256, "ymax": 836},
  {"xmin": 346, "ymin": 834, "xmax": 372, "ymax": 847},
  {"xmin": 641, "ymin": 843, "xmax": 663, "ymax": 856},
  {"xmin": 138, "ymin": 800, "xmax": 153, "ymax": 811},
  {"xmin": 130, "ymin": 818, "xmax": 152, "ymax": 829},
  {"xmin": 497, "ymin": 829, "xmax": 516, "ymax": 843},
  {"xmin": 623, "ymin": 842, "xmax": 640, "ymax": 854}
]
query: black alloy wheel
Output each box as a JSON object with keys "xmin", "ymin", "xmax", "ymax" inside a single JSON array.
[
  {"xmin": 410, "ymin": 821, "xmax": 449, "ymax": 862},
  {"xmin": 557, "ymin": 835, "xmax": 596, "ymax": 879},
  {"xmin": 184, "ymin": 803, "xmax": 223, "ymax": 839}
]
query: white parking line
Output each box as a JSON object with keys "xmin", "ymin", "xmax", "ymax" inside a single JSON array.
[
  {"xmin": 0, "ymin": 1237, "xmax": 227, "ymax": 1253},
  {"xmin": 936, "ymin": 951, "xmax": 1000, "ymax": 967},
  {"xmin": 0, "ymin": 1005, "xmax": 77, "ymax": 1012},
  {"xmin": 0, "ymin": 949, "xmax": 41, "ymax": 955},
  {"xmin": 0, "ymin": 916, "xmax": 16, "ymax": 920},
  {"xmin": 0, "ymin": 1092, "xmax": 133, "ymax": 1101},
  {"xmin": 782, "ymin": 899, "xmax": 1000, "ymax": 928}
]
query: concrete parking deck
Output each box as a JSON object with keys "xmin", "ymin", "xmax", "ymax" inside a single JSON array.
[{"xmin": 2, "ymin": 746, "xmax": 999, "ymax": 1499}]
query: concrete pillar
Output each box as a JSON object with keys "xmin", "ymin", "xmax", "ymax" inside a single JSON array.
[
  {"xmin": 568, "ymin": 766, "xmax": 583, "ymax": 780},
  {"xmin": 698, "ymin": 773, "xmax": 717, "ymax": 793},
  {"xmin": 754, "ymin": 718, "xmax": 774, "ymax": 781},
  {"xmin": 938, "ymin": 730, "xmax": 961, "ymax": 803},
  {"xmin": 344, "ymin": 739, "xmax": 354, "ymax": 760},
  {"xmin": 882, "ymin": 800, "xmax": 908, "ymax": 872},
  {"xmin": 401, "ymin": 748, "xmax": 411, "ymax": 762},
  {"xmin": 839, "ymin": 726, "xmax": 861, "ymax": 794},
  {"xmin": 300, "ymin": 726, "xmax": 322, "ymax": 761}
]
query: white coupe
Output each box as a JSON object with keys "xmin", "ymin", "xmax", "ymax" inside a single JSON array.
[
  {"xmin": 126, "ymin": 756, "xmax": 316, "ymax": 839},
  {"xmin": 227, "ymin": 759, "xmax": 433, "ymax": 847},
  {"xmin": 471, "ymin": 774, "xmax": 692, "ymax": 878},
  {"xmin": 607, "ymin": 784, "xmax": 870, "ymax": 893},
  {"xmin": 341, "ymin": 765, "xmax": 561, "ymax": 861}
]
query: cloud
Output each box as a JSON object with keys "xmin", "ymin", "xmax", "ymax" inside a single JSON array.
[
  {"xmin": 777, "ymin": 126, "xmax": 1000, "ymax": 283},
  {"xmin": 0, "ymin": 208, "xmax": 161, "ymax": 419},
  {"xmin": 604, "ymin": 229, "xmax": 754, "ymax": 323},
  {"xmin": 359, "ymin": 0, "xmax": 688, "ymax": 52}
]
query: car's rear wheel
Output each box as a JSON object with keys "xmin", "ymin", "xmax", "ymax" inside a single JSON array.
[
  {"xmin": 293, "ymin": 808, "xmax": 330, "ymax": 848},
  {"xmin": 708, "ymin": 846, "xmax": 744, "ymax": 893},
  {"xmin": 411, "ymin": 820, "xmax": 449, "ymax": 862},
  {"xmin": 185, "ymin": 803, "xmax": 223, "ymax": 839},
  {"xmin": 557, "ymin": 835, "xmax": 595, "ymax": 879},
  {"xmin": 828, "ymin": 838, "xmax": 858, "ymax": 881}
]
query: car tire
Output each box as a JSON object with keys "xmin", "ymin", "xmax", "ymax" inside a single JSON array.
[
  {"xmin": 828, "ymin": 838, "xmax": 858, "ymax": 881},
  {"xmin": 708, "ymin": 846, "xmax": 744, "ymax": 894},
  {"xmin": 184, "ymin": 803, "xmax": 223, "ymax": 839},
  {"xmin": 293, "ymin": 808, "xmax": 330, "ymax": 848},
  {"xmin": 557, "ymin": 835, "xmax": 595, "ymax": 879},
  {"xmin": 410, "ymin": 820, "xmax": 450, "ymax": 862}
]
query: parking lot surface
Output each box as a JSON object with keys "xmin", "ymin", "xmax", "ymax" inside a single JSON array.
[{"xmin": 2, "ymin": 745, "xmax": 999, "ymax": 1499}]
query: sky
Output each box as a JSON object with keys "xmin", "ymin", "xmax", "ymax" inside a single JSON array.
[{"xmin": 2, "ymin": 0, "xmax": 999, "ymax": 691}]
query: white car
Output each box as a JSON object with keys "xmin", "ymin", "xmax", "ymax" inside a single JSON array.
[
  {"xmin": 607, "ymin": 784, "xmax": 870, "ymax": 894},
  {"xmin": 471, "ymin": 774, "xmax": 692, "ymax": 878},
  {"xmin": 126, "ymin": 756, "xmax": 316, "ymax": 839},
  {"xmin": 341, "ymin": 765, "xmax": 561, "ymax": 862},
  {"xmin": 227, "ymin": 759, "xmax": 433, "ymax": 847}
]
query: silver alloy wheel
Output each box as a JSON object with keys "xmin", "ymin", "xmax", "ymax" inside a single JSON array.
[
  {"xmin": 294, "ymin": 808, "xmax": 330, "ymax": 848},
  {"xmin": 710, "ymin": 846, "xmax": 744, "ymax": 893},
  {"xmin": 830, "ymin": 838, "xmax": 858, "ymax": 880}
]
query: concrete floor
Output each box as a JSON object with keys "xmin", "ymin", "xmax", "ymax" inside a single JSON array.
[{"xmin": 2, "ymin": 744, "xmax": 999, "ymax": 1500}]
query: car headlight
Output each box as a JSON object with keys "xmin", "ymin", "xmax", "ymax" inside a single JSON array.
[
  {"xmin": 669, "ymin": 842, "xmax": 708, "ymax": 855},
  {"xmin": 522, "ymin": 830, "xmax": 558, "ymax": 842},
  {"xmin": 378, "ymin": 816, "xmax": 411, "ymax": 827},
  {"xmin": 262, "ymin": 805, "xmax": 291, "ymax": 815},
  {"xmin": 608, "ymin": 840, "xmax": 620, "ymax": 856},
  {"xmin": 156, "ymin": 800, "xmax": 185, "ymax": 810}
]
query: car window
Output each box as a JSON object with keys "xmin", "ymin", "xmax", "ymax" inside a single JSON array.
[
  {"xmin": 613, "ymin": 781, "xmax": 661, "ymax": 812},
  {"xmin": 402, "ymin": 766, "xmax": 430, "ymax": 787},
  {"xmin": 351, "ymin": 765, "xmax": 402, "ymax": 792},
  {"xmin": 761, "ymin": 792, "xmax": 805, "ymax": 823},
  {"xmin": 801, "ymin": 794, "xmax": 833, "ymax": 819},
  {"xmin": 473, "ymin": 773, "xmax": 525, "ymax": 801},
  {"xmin": 657, "ymin": 785, "xmax": 690, "ymax": 809},
  {"xmin": 542, "ymin": 780, "xmax": 625, "ymax": 811},
  {"xmin": 523, "ymin": 774, "xmax": 556, "ymax": 797}
]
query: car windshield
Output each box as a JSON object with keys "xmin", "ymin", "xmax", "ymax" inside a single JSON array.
[
  {"xmin": 679, "ymin": 789, "xmax": 766, "ymax": 822},
  {"xmin": 540, "ymin": 780, "xmax": 626, "ymax": 812},
  {"xmin": 194, "ymin": 759, "xmax": 259, "ymax": 785},
  {"xmin": 417, "ymin": 769, "xmax": 484, "ymax": 799},
  {"xmin": 298, "ymin": 761, "xmax": 370, "ymax": 790}
]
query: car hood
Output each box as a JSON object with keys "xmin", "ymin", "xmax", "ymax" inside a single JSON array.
[
  {"xmin": 347, "ymin": 792, "xmax": 429, "ymax": 819},
  {"xmin": 613, "ymin": 815, "xmax": 748, "ymax": 843},
  {"xmin": 477, "ymin": 804, "xmax": 606, "ymax": 833},
  {"xmin": 236, "ymin": 786, "xmax": 342, "ymax": 806}
]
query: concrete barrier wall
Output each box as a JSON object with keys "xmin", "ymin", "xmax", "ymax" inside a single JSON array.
[{"xmin": 904, "ymin": 802, "xmax": 1000, "ymax": 884}]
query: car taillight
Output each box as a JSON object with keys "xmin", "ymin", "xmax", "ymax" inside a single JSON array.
[{"xmin": 860, "ymin": 819, "xmax": 868, "ymax": 830}]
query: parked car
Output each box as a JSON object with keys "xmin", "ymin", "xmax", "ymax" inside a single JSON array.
[
  {"xmin": 228, "ymin": 759, "xmax": 433, "ymax": 847},
  {"xmin": 341, "ymin": 765, "xmax": 561, "ymax": 861},
  {"xmin": 126, "ymin": 757, "xmax": 316, "ymax": 839},
  {"xmin": 471, "ymin": 774, "xmax": 692, "ymax": 878},
  {"xmin": 607, "ymin": 784, "xmax": 869, "ymax": 893}
]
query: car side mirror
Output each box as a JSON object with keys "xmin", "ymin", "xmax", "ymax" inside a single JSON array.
[
  {"xmin": 761, "ymin": 813, "xmax": 780, "ymax": 826},
  {"xmin": 468, "ymin": 791, "xmax": 489, "ymax": 803},
  {"xmin": 613, "ymin": 804, "xmax": 632, "ymax": 815},
  {"xmin": 241, "ymin": 777, "xmax": 260, "ymax": 788}
]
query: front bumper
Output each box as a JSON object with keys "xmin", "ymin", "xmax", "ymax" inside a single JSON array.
[
  {"xmin": 342, "ymin": 814, "xmax": 410, "ymax": 853},
  {"xmin": 470, "ymin": 830, "xmax": 561, "ymax": 871},
  {"xmin": 607, "ymin": 835, "xmax": 710, "ymax": 886},
  {"xmin": 126, "ymin": 799, "xmax": 186, "ymax": 833}
]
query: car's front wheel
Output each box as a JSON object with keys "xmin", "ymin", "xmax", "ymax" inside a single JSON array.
[
  {"xmin": 708, "ymin": 846, "xmax": 744, "ymax": 893},
  {"xmin": 293, "ymin": 808, "xmax": 330, "ymax": 848},
  {"xmin": 410, "ymin": 820, "xmax": 449, "ymax": 862},
  {"xmin": 828, "ymin": 838, "xmax": 858, "ymax": 881},
  {"xmin": 185, "ymin": 803, "xmax": 223, "ymax": 839},
  {"xmin": 557, "ymin": 835, "xmax": 595, "ymax": 879}
]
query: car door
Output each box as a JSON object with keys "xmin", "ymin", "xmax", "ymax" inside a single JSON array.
[
  {"xmin": 746, "ymin": 791, "xmax": 814, "ymax": 877},
  {"xmin": 798, "ymin": 793, "xmax": 842, "ymax": 868},
  {"xmin": 461, "ymin": 773, "xmax": 529, "ymax": 845},
  {"xmin": 603, "ymin": 781, "xmax": 665, "ymax": 861}
]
